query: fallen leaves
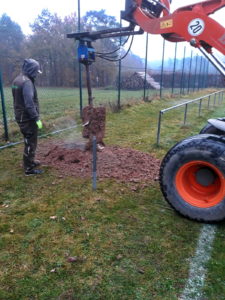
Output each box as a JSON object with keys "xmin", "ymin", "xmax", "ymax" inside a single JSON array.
[{"xmin": 67, "ymin": 256, "xmax": 85, "ymax": 263}]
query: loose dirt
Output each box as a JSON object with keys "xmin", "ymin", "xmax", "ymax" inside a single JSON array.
[
  {"xmin": 82, "ymin": 106, "xmax": 106, "ymax": 149},
  {"xmin": 38, "ymin": 141, "xmax": 161, "ymax": 187}
]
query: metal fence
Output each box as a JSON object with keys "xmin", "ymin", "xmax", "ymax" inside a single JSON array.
[
  {"xmin": 156, "ymin": 90, "xmax": 225, "ymax": 145},
  {"xmin": 0, "ymin": 35, "xmax": 224, "ymax": 147}
]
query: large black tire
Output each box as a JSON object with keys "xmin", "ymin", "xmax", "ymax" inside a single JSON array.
[
  {"xmin": 200, "ymin": 118, "xmax": 225, "ymax": 135},
  {"xmin": 160, "ymin": 134, "xmax": 225, "ymax": 222}
]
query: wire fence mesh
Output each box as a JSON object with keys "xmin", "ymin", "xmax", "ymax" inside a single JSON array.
[{"xmin": 0, "ymin": 37, "xmax": 224, "ymax": 146}]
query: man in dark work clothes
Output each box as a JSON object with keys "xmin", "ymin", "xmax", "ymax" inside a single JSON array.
[{"xmin": 12, "ymin": 58, "xmax": 44, "ymax": 176}]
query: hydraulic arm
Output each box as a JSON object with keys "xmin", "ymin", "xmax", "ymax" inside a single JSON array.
[
  {"xmin": 67, "ymin": 1, "xmax": 225, "ymax": 222},
  {"xmin": 129, "ymin": 0, "xmax": 225, "ymax": 76},
  {"xmin": 68, "ymin": 0, "xmax": 225, "ymax": 76}
]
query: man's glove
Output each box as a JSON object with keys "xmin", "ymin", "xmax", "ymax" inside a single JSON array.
[{"xmin": 36, "ymin": 120, "xmax": 43, "ymax": 129}]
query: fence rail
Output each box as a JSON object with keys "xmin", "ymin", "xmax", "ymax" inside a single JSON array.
[
  {"xmin": 1, "ymin": 32, "xmax": 224, "ymax": 144},
  {"xmin": 156, "ymin": 90, "xmax": 225, "ymax": 145}
]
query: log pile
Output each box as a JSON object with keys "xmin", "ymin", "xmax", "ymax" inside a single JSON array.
[{"xmin": 120, "ymin": 72, "xmax": 161, "ymax": 90}]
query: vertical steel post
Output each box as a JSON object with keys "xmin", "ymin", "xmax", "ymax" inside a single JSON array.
[
  {"xmin": 205, "ymin": 61, "xmax": 209, "ymax": 88},
  {"xmin": 198, "ymin": 56, "xmax": 203, "ymax": 90},
  {"xmin": 85, "ymin": 64, "xmax": 93, "ymax": 106},
  {"xmin": 0, "ymin": 71, "xmax": 9, "ymax": 141},
  {"xmin": 92, "ymin": 136, "xmax": 97, "ymax": 190},
  {"xmin": 219, "ymin": 91, "xmax": 221, "ymax": 104},
  {"xmin": 171, "ymin": 42, "xmax": 177, "ymax": 95},
  {"xmin": 180, "ymin": 46, "xmax": 186, "ymax": 95},
  {"xmin": 156, "ymin": 111, "xmax": 163, "ymax": 145},
  {"xmin": 207, "ymin": 95, "xmax": 211, "ymax": 109},
  {"xmin": 117, "ymin": 17, "xmax": 122, "ymax": 109},
  {"xmin": 216, "ymin": 72, "xmax": 220, "ymax": 88},
  {"xmin": 193, "ymin": 55, "xmax": 198, "ymax": 92},
  {"xmin": 198, "ymin": 98, "xmax": 202, "ymax": 116},
  {"xmin": 187, "ymin": 50, "xmax": 193, "ymax": 94},
  {"xmin": 184, "ymin": 104, "xmax": 188, "ymax": 125},
  {"xmin": 78, "ymin": 0, "xmax": 83, "ymax": 117},
  {"xmin": 200, "ymin": 59, "xmax": 204, "ymax": 88},
  {"xmin": 214, "ymin": 72, "xmax": 217, "ymax": 88},
  {"xmin": 160, "ymin": 39, "xmax": 165, "ymax": 99},
  {"xmin": 202, "ymin": 59, "xmax": 206, "ymax": 89},
  {"xmin": 213, "ymin": 93, "xmax": 216, "ymax": 107},
  {"xmin": 213, "ymin": 71, "xmax": 217, "ymax": 87},
  {"xmin": 143, "ymin": 33, "xmax": 149, "ymax": 101}
]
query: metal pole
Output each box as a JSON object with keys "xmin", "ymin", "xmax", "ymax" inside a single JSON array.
[
  {"xmin": 143, "ymin": 33, "xmax": 149, "ymax": 101},
  {"xmin": 171, "ymin": 42, "xmax": 177, "ymax": 95},
  {"xmin": 200, "ymin": 59, "xmax": 204, "ymax": 89},
  {"xmin": 199, "ymin": 46, "xmax": 225, "ymax": 77},
  {"xmin": 156, "ymin": 111, "xmax": 163, "ymax": 145},
  {"xmin": 78, "ymin": 0, "xmax": 83, "ymax": 116},
  {"xmin": 180, "ymin": 46, "xmax": 186, "ymax": 95},
  {"xmin": 0, "ymin": 71, "xmax": 9, "ymax": 141},
  {"xmin": 216, "ymin": 71, "xmax": 220, "ymax": 88},
  {"xmin": 205, "ymin": 61, "xmax": 209, "ymax": 88},
  {"xmin": 213, "ymin": 71, "xmax": 217, "ymax": 87},
  {"xmin": 117, "ymin": 17, "xmax": 122, "ymax": 109},
  {"xmin": 187, "ymin": 50, "xmax": 193, "ymax": 94},
  {"xmin": 217, "ymin": 72, "xmax": 220, "ymax": 88},
  {"xmin": 85, "ymin": 64, "xmax": 93, "ymax": 106},
  {"xmin": 213, "ymin": 93, "xmax": 216, "ymax": 107},
  {"xmin": 184, "ymin": 104, "xmax": 188, "ymax": 125},
  {"xmin": 160, "ymin": 39, "xmax": 165, "ymax": 99},
  {"xmin": 198, "ymin": 56, "xmax": 203, "ymax": 90},
  {"xmin": 92, "ymin": 136, "xmax": 97, "ymax": 190},
  {"xmin": 207, "ymin": 95, "xmax": 211, "ymax": 109},
  {"xmin": 219, "ymin": 91, "xmax": 221, "ymax": 104},
  {"xmin": 193, "ymin": 55, "xmax": 198, "ymax": 92},
  {"xmin": 202, "ymin": 59, "xmax": 206, "ymax": 89},
  {"xmin": 198, "ymin": 98, "xmax": 202, "ymax": 116}
]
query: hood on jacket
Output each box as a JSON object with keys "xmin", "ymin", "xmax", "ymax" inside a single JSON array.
[{"xmin": 22, "ymin": 58, "xmax": 42, "ymax": 79}]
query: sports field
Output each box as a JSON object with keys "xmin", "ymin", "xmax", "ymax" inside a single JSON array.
[{"xmin": 0, "ymin": 88, "xmax": 225, "ymax": 299}]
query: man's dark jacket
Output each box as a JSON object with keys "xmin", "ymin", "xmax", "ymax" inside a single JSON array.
[{"xmin": 12, "ymin": 59, "xmax": 40, "ymax": 123}]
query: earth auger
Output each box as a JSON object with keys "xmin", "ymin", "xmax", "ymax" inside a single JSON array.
[{"xmin": 68, "ymin": 0, "xmax": 225, "ymax": 222}]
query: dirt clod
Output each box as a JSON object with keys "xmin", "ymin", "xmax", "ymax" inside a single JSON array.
[{"xmin": 82, "ymin": 105, "xmax": 106, "ymax": 150}]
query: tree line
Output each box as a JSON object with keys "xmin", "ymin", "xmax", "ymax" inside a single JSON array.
[{"xmin": 0, "ymin": 9, "xmax": 143, "ymax": 87}]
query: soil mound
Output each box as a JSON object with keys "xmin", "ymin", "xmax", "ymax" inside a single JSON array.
[{"xmin": 38, "ymin": 142, "xmax": 161, "ymax": 186}]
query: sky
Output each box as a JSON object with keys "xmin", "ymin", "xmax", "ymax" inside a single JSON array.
[{"xmin": 1, "ymin": 0, "xmax": 225, "ymax": 62}]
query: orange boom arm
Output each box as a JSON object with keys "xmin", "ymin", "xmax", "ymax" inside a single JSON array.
[
  {"xmin": 133, "ymin": 0, "xmax": 225, "ymax": 53},
  {"xmin": 68, "ymin": 0, "xmax": 225, "ymax": 75}
]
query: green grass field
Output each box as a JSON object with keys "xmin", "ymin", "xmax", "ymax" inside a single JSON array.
[
  {"xmin": 1, "ymin": 87, "xmax": 154, "ymax": 142},
  {"xmin": 2, "ymin": 86, "xmax": 157, "ymax": 120},
  {"xmin": 0, "ymin": 86, "xmax": 216, "ymax": 144},
  {"xmin": 0, "ymin": 88, "xmax": 225, "ymax": 299}
]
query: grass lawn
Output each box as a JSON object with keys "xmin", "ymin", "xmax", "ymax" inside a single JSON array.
[
  {"xmin": 0, "ymin": 88, "xmax": 225, "ymax": 299},
  {"xmin": 1, "ymin": 86, "xmax": 184, "ymax": 143}
]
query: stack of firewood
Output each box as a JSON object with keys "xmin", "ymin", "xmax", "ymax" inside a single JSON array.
[{"xmin": 119, "ymin": 72, "xmax": 160, "ymax": 90}]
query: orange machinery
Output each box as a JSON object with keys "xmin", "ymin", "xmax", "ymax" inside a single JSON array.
[
  {"xmin": 122, "ymin": 0, "xmax": 225, "ymax": 75},
  {"xmin": 68, "ymin": 1, "xmax": 225, "ymax": 222}
]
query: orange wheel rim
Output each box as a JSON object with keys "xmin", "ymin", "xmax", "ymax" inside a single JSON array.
[{"xmin": 175, "ymin": 161, "xmax": 225, "ymax": 208}]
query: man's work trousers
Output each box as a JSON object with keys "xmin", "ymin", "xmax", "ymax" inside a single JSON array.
[{"xmin": 18, "ymin": 120, "xmax": 38, "ymax": 171}]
